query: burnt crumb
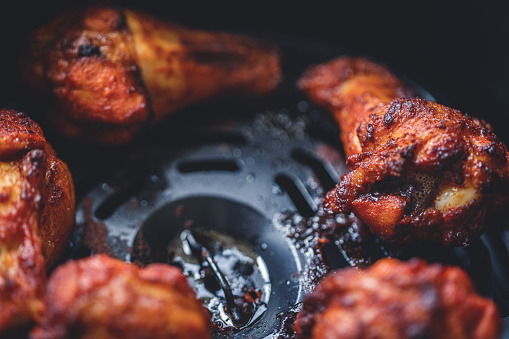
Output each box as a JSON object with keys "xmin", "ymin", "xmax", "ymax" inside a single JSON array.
[
  {"xmin": 78, "ymin": 44, "xmax": 102, "ymax": 57},
  {"xmin": 175, "ymin": 204, "xmax": 184, "ymax": 217},
  {"xmin": 276, "ymin": 308, "xmax": 301, "ymax": 338}
]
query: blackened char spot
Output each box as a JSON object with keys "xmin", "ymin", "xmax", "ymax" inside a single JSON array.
[
  {"xmin": 384, "ymin": 101, "xmax": 402, "ymax": 127},
  {"xmin": 78, "ymin": 44, "xmax": 103, "ymax": 58},
  {"xmin": 366, "ymin": 123, "xmax": 374, "ymax": 140}
]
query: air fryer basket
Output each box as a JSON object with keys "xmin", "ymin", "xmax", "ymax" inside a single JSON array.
[{"xmin": 45, "ymin": 36, "xmax": 508, "ymax": 338}]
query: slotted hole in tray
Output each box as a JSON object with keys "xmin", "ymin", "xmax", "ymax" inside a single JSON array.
[
  {"xmin": 177, "ymin": 159, "xmax": 241, "ymax": 173},
  {"xmin": 291, "ymin": 148, "xmax": 337, "ymax": 191},
  {"xmin": 275, "ymin": 174, "xmax": 317, "ymax": 217},
  {"xmin": 94, "ymin": 183, "xmax": 145, "ymax": 220},
  {"xmin": 94, "ymin": 171, "xmax": 166, "ymax": 220}
]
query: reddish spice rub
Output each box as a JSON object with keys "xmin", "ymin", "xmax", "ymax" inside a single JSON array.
[
  {"xmin": 22, "ymin": 4, "xmax": 281, "ymax": 145},
  {"xmin": 31, "ymin": 254, "xmax": 211, "ymax": 339},
  {"xmin": 299, "ymin": 57, "xmax": 509, "ymax": 246},
  {"xmin": 294, "ymin": 258, "xmax": 502, "ymax": 339},
  {"xmin": 0, "ymin": 109, "xmax": 75, "ymax": 333}
]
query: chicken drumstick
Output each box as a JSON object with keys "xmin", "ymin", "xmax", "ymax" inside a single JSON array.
[{"xmin": 22, "ymin": 4, "xmax": 281, "ymax": 145}]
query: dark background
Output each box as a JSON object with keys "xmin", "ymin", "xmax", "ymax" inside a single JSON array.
[
  {"xmin": 1, "ymin": 0, "xmax": 509, "ymax": 334},
  {"xmin": 0, "ymin": 0, "xmax": 507, "ymax": 127},
  {"xmin": 1, "ymin": 0, "xmax": 509, "ymax": 143}
]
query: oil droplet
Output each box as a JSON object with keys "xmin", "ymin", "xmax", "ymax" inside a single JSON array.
[
  {"xmin": 233, "ymin": 148, "xmax": 242, "ymax": 157},
  {"xmin": 271, "ymin": 184, "xmax": 283, "ymax": 195},
  {"xmin": 246, "ymin": 173, "xmax": 255, "ymax": 183},
  {"xmin": 260, "ymin": 243, "xmax": 268, "ymax": 251},
  {"xmin": 246, "ymin": 157, "xmax": 255, "ymax": 166},
  {"xmin": 298, "ymin": 101, "xmax": 309, "ymax": 112},
  {"xmin": 270, "ymin": 140, "xmax": 281, "ymax": 149}
]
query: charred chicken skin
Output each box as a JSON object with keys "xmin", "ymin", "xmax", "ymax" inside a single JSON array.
[
  {"xmin": 31, "ymin": 254, "xmax": 211, "ymax": 339},
  {"xmin": 22, "ymin": 4, "xmax": 281, "ymax": 145},
  {"xmin": 294, "ymin": 258, "xmax": 501, "ymax": 339},
  {"xmin": 0, "ymin": 109, "xmax": 75, "ymax": 333},
  {"xmin": 299, "ymin": 57, "xmax": 509, "ymax": 246}
]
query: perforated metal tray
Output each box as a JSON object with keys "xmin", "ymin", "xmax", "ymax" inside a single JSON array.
[
  {"xmin": 2, "ymin": 33, "xmax": 507, "ymax": 338},
  {"xmin": 61, "ymin": 36, "xmax": 509, "ymax": 338}
]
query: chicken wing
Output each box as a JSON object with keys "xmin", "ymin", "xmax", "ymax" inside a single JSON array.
[
  {"xmin": 299, "ymin": 57, "xmax": 509, "ymax": 246},
  {"xmin": 30, "ymin": 254, "xmax": 211, "ymax": 339},
  {"xmin": 22, "ymin": 4, "xmax": 281, "ymax": 145},
  {"xmin": 0, "ymin": 109, "xmax": 75, "ymax": 333},
  {"xmin": 294, "ymin": 258, "xmax": 501, "ymax": 339}
]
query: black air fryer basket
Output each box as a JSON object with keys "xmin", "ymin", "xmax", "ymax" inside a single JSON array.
[{"xmin": 1, "ymin": 1, "xmax": 509, "ymax": 337}]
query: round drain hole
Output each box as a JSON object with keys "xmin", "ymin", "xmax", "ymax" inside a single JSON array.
[
  {"xmin": 131, "ymin": 196, "xmax": 305, "ymax": 338},
  {"xmin": 169, "ymin": 228, "xmax": 270, "ymax": 330}
]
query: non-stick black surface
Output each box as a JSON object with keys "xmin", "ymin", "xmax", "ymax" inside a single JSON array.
[
  {"xmin": 24, "ymin": 36, "xmax": 505, "ymax": 338},
  {"xmin": 1, "ymin": 3, "xmax": 509, "ymax": 336}
]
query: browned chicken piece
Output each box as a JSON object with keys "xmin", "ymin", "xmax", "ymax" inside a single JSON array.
[
  {"xmin": 39, "ymin": 142, "xmax": 76, "ymax": 270},
  {"xmin": 22, "ymin": 4, "xmax": 281, "ymax": 145},
  {"xmin": 294, "ymin": 258, "xmax": 502, "ymax": 339},
  {"xmin": 299, "ymin": 57, "xmax": 509, "ymax": 246},
  {"xmin": 30, "ymin": 254, "xmax": 211, "ymax": 339},
  {"xmin": 0, "ymin": 109, "xmax": 75, "ymax": 333}
]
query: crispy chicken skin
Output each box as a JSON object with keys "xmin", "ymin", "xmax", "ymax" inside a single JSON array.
[
  {"xmin": 31, "ymin": 254, "xmax": 211, "ymax": 339},
  {"xmin": 294, "ymin": 258, "xmax": 502, "ymax": 339},
  {"xmin": 0, "ymin": 109, "xmax": 75, "ymax": 333},
  {"xmin": 0, "ymin": 133, "xmax": 46, "ymax": 332},
  {"xmin": 0, "ymin": 110, "xmax": 75, "ymax": 271},
  {"xmin": 299, "ymin": 57, "xmax": 509, "ymax": 246},
  {"xmin": 39, "ymin": 142, "xmax": 76, "ymax": 270},
  {"xmin": 22, "ymin": 4, "xmax": 281, "ymax": 145}
]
